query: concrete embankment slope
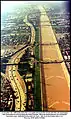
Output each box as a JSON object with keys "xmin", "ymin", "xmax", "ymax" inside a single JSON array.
[{"xmin": 39, "ymin": 6, "xmax": 70, "ymax": 111}]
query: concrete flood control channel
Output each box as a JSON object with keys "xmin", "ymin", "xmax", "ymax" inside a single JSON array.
[{"xmin": 39, "ymin": 6, "xmax": 70, "ymax": 111}]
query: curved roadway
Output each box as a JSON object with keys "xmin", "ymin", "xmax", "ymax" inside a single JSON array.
[{"xmin": 5, "ymin": 16, "xmax": 35, "ymax": 111}]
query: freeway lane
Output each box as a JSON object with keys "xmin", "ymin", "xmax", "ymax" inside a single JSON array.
[
  {"xmin": 5, "ymin": 15, "xmax": 35, "ymax": 111},
  {"xmin": 39, "ymin": 6, "xmax": 70, "ymax": 111},
  {"xmin": 24, "ymin": 15, "xmax": 35, "ymax": 45},
  {"xmin": 5, "ymin": 47, "xmax": 29, "ymax": 111}
]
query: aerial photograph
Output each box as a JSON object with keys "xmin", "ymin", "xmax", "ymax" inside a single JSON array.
[{"xmin": 1, "ymin": 1, "xmax": 70, "ymax": 111}]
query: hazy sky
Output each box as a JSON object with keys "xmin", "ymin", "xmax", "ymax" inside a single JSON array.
[
  {"xmin": 1, "ymin": 1, "xmax": 66, "ymax": 13},
  {"xmin": 1, "ymin": 1, "xmax": 69, "ymax": 16}
]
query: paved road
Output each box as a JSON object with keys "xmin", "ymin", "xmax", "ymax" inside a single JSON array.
[
  {"xmin": 5, "ymin": 47, "xmax": 28, "ymax": 111},
  {"xmin": 5, "ymin": 16, "xmax": 35, "ymax": 111},
  {"xmin": 39, "ymin": 6, "xmax": 70, "ymax": 111}
]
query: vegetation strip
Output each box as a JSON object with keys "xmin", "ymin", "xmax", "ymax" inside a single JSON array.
[{"xmin": 34, "ymin": 27, "xmax": 42, "ymax": 110}]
